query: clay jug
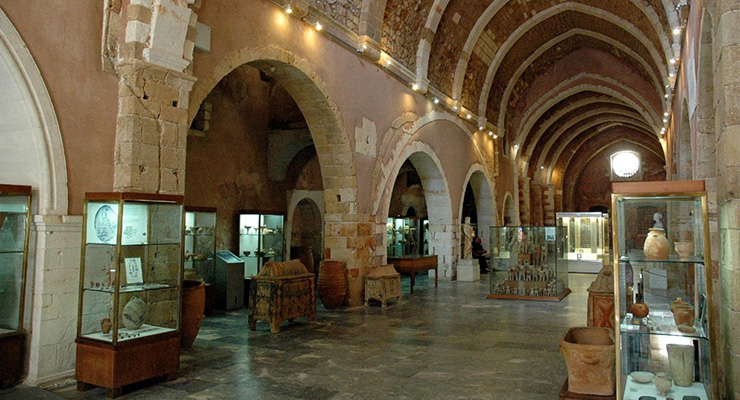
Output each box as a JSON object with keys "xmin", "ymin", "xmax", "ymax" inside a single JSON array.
[
  {"xmin": 643, "ymin": 228, "xmax": 670, "ymax": 260},
  {"xmin": 670, "ymin": 297, "xmax": 694, "ymax": 326},
  {"xmin": 122, "ymin": 295, "xmax": 147, "ymax": 330},
  {"xmin": 674, "ymin": 241, "xmax": 694, "ymax": 261},
  {"xmin": 318, "ymin": 260, "xmax": 347, "ymax": 310},
  {"xmin": 667, "ymin": 343, "xmax": 694, "ymax": 386},
  {"xmin": 181, "ymin": 279, "xmax": 205, "ymax": 348},
  {"xmin": 559, "ymin": 327, "xmax": 616, "ymax": 396}
]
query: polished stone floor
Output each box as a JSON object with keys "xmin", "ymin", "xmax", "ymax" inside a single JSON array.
[{"xmin": 2, "ymin": 273, "xmax": 594, "ymax": 400}]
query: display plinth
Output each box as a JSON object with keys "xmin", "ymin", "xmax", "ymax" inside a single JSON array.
[
  {"xmin": 0, "ymin": 332, "xmax": 25, "ymax": 388},
  {"xmin": 76, "ymin": 332, "xmax": 180, "ymax": 398},
  {"xmin": 456, "ymin": 259, "xmax": 479, "ymax": 282}
]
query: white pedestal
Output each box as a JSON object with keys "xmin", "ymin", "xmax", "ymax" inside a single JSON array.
[{"xmin": 457, "ymin": 259, "xmax": 479, "ymax": 282}]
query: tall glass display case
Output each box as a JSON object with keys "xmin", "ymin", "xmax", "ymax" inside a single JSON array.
[
  {"xmin": 488, "ymin": 226, "xmax": 570, "ymax": 301},
  {"xmin": 184, "ymin": 206, "xmax": 216, "ymax": 313},
  {"xmin": 386, "ymin": 218, "xmax": 426, "ymax": 257},
  {"xmin": 0, "ymin": 184, "xmax": 31, "ymax": 388},
  {"xmin": 556, "ymin": 212, "xmax": 610, "ymax": 273},
  {"xmin": 239, "ymin": 211, "xmax": 284, "ymax": 277},
  {"xmin": 76, "ymin": 192, "xmax": 183, "ymax": 398},
  {"xmin": 611, "ymin": 181, "xmax": 717, "ymax": 400}
]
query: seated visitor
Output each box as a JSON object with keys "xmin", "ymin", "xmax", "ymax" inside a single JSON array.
[{"xmin": 472, "ymin": 236, "xmax": 489, "ymax": 274}]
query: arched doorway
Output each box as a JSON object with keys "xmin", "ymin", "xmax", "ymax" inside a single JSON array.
[
  {"xmin": 503, "ymin": 193, "xmax": 516, "ymax": 226},
  {"xmin": 460, "ymin": 167, "xmax": 495, "ymax": 252},
  {"xmin": 289, "ymin": 197, "xmax": 323, "ymax": 273}
]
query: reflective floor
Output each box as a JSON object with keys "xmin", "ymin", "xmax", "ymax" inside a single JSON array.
[{"xmin": 3, "ymin": 273, "xmax": 593, "ymax": 400}]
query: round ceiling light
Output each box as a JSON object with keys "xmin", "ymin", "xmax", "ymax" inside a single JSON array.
[{"xmin": 611, "ymin": 151, "xmax": 640, "ymax": 178}]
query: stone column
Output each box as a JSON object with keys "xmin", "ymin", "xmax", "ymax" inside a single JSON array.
[
  {"xmin": 114, "ymin": 60, "xmax": 196, "ymax": 195},
  {"xmin": 542, "ymin": 184, "xmax": 555, "ymax": 226},
  {"xmin": 530, "ymin": 182, "xmax": 543, "ymax": 226},
  {"xmin": 518, "ymin": 177, "xmax": 531, "ymax": 226},
  {"xmin": 324, "ymin": 213, "xmax": 376, "ymax": 307}
]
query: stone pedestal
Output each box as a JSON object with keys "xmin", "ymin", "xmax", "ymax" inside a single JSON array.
[{"xmin": 457, "ymin": 259, "xmax": 479, "ymax": 282}]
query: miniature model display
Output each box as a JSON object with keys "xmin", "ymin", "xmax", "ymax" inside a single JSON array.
[
  {"xmin": 612, "ymin": 181, "xmax": 716, "ymax": 400},
  {"xmin": 386, "ymin": 218, "xmax": 426, "ymax": 257},
  {"xmin": 488, "ymin": 226, "xmax": 570, "ymax": 301}
]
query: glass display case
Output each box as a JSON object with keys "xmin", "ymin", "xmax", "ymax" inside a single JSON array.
[
  {"xmin": 76, "ymin": 192, "xmax": 183, "ymax": 397},
  {"xmin": 0, "ymin": 184, "xmax": 31, "ymax": 388},
  {"xmin": 238, "ymin": 211, "xmax": 284, "ymax": 277},
  {"xmin": 611, "ymin": 181, "xmax": 717, "ymax": 400},
  {"xmin": 556, "ymin": 212, "xmax": 610, "ymax": 273},
  {"xmin": 386, "ymin": 218, "xmax": 426, "ymax": 257},
  {"xmin": 184, "ymin": 207, "xmax": 216, "ymax": 283},
  {"xmin": 487, "ymin": 226, "xmax": 570, "ymax": 301}
]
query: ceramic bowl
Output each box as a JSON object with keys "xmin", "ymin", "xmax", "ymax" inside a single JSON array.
[{"xmin": 630, "ymin": 371, "xmax": 655, "ymax": 384}]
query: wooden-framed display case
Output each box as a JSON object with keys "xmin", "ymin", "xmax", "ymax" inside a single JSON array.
[
  {"xmin": 386, "ymin": 217, "xmax": 427, "ymax": 257},
  {"xmin": 238, "ymin": 211, "xmax": 284, "ymax": 277},
  {"xmin": 184, "ymin": 206, "xmax": 216, "ymax": 313},
  {"xmin": 556, "ymin": 212, "xmax": 610, "ymax": 274},
  {"xmin": 488, "ymin": 226, "xmax": 570, "ymax": 301},
  {"xmin": 611, "ymin": 180, "xmax": 717, "ymax": 400},
  {"xmin": 75, "ymin": 192, "xmax": 184, "ymax": 398},
  {"xmin": 0, "ymin": 184, "xmax": 32, "ymax": 388}
]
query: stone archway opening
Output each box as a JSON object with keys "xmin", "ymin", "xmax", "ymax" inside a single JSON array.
[
  {"xmin": 466, "ymin": 170, "xmax": 495, "ymax": 252},
  {"xmin": 503, "ymin": 193, "xmax": 516, "ymax": 226},
  {"xmin": 289, "ymin": 197, "xmax": 323, "ymax": 274}
]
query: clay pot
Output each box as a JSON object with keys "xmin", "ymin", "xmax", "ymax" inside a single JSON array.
[
  {"xmin": 667, "ymin": 343, "xmax": 694, "ymax": 386},
  {"xmin": 318, "ymin": 260, "xmax": 347, "ymax": 310},
  {"xmin": 559, "ymin": 327, "xmax": 616, "ymax": 396},
  {"xmin": 644, "ymin": 228, "xmax": 670, "ymax": 260},
  {"xmin": 654, "ymin": 372, "xmax": 672, "ymax": 396},
  {"xmin": 122, "ymin": 295, "xmax": 147, "ymax": 330},
  {"xmin": 670, "ymin": 298, "xmax": 694, "ymax": 327},
  {"xmin": 181, "ymin": 279, "xmax": 205, "ymax": 348},
  {"xmin": 100, "ymin": 317, "xmax": 112, "ymax": 334},
  {"xmin": 630, "ymin": 302, "xmax": 649, "ymax": 319},
  {"xmin": 674, "ymin": 241, "xmax": 694, "ymax": 261}
]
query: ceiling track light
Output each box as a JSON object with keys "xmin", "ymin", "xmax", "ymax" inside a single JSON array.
[
  {"xmin": 315, "ymin": 21, "xmax": 323, "ymax": 31},
  {"xmin": 285, "ymin": 5, "xmax": 293, "ymax": 14}
]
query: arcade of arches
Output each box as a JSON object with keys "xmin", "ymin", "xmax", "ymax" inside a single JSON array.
[{"xmin": 1, "ymin": 0, "xmax": 740, "ymax": 397}]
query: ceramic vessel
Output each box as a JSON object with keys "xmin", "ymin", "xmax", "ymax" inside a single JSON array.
[
  {"xmin": 317, "ymin": 260, "xmax": 347, "ymax": 310},
  {"xmin": 667, "ymin": 343, "xmax": 694, "ymax": 386},
  {"xmin": 654, "ymin": 372, "xmax": 672, "ymax": 396},
  {"xmin": 674, "ymin": 241, "xmax": 694, "ymax": 260},
  {"xmin": 670, "ymin": 298, "xmax": 694, "ymax": 326},
  {"xmin": 559, "ymin": 327, "xmax": 615, "ymax": 396},
  {"xmin": 181, "ymin": 279, "xmax": 205, "ymax": 348},
  {"xmin": 100, "ymin": 317, "xmax": 112, "ymax": 334},
  {"xmin": 122, "ymin": 295, "xmax": 146, "ymax": 330},
  {"xmin": 644, "ymin": 228, "xmax": 670, "ymax": 260},
  {"xmin": 629, "ymin": 371, "xmax": 654, "ymax": 383},
  {"xmin": 630, "ymin": 302, "xmax": 649, "ymax": 319}
]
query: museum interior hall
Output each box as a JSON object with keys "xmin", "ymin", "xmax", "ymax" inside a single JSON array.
[{"xmin": 0, "ymin": 0, "xmax": 739, "ymax": 399}]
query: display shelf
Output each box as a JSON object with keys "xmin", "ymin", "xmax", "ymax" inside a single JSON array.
[
  {"xmin": 0, "ymin": 184, "xmax": 31, "ymax": 389},
  {"xmin": 611, "ymin": 181, "xmax": 717, "ymax": 400},
  {"xmin": 184, "ymin": 207, "xmax": 217, "ymax": 288},
  {"xmin": 76, "ymin": 192, "xmax": 183, "ymax": 397},
  {"xmin": 386, "ymin": 218, "xmax": 427, "ymax": 257},
  {"xmin": 557, "ymin": 212, "xmax": 610, "ymax": 274},
  {"xmin": 238, "ymin": 211, "xmax": 284, "ymax": 276},
  {"xmin": 488, "ymin": 226, "xmax": 570, "ymax": 301}
]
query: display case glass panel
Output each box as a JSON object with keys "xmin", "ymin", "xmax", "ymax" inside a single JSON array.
[
  {"xmin": 557, "ymin": 212, "xmax": 610, "ymax": 273},
  {"xmin": 239, "ymin": 212, "xmax": 284, "ymax": 276},
  {"xmin": 184, "ymin": 207, "xmax": 216, "ymax": 284},
  {"xmin": 386, "ymin": 218, "xmax": 425, "ymax": 257},
  {"xmin": 78, "ymin": 193, "xmax": 183, "ymax": 345},
  {"xmin": 612, "ymin": 181, "xmax": 716, "ymax": 400},
  {"xmin": 0, "ymin": 185, "xmax": 31, "ymax": 336},
  {"xmin": 488, "ymin": 226, "xmax": 570, "ymax": 300}
]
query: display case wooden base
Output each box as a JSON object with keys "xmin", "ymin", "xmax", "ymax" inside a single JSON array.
[
  {"xmin": 559, "ymin": 379, "xmax": 615, "ymax": 400},
  {"xmin": 487, "ymin": 286, "xmax": 571, "ymax": 302},
  {"xmin": 0, "ymin": 332, "xmax": 25, "ymax": 388},
  {"xmin": 75, "ymin": 332, "xmax": 180, "ymax": 398}
]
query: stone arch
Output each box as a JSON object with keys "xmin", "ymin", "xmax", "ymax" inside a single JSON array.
[
  {"xmin": 502, "ymin": 192, "xmax": 517, "ymax": 226},
  {"xmin": 189, "ymin": 45, "xmax": 358, "ymax": 271},
  {"xmin": 285, "ymin": 191, "xmax": 324, "ymax": 269},
  {"xmin": 379, "ymin": 142, "xmax": 455, "ymax": 278},
  {"xmin": 359, "ymin": 0, "xmax": 387, "ymax": 43},
  {"xmin": 0, "ymin": 8, "xmax": 68, "ymax": 215},
  {"xmin": 459, "ymin": 165, "xmax": 495, "ymax": 252}
]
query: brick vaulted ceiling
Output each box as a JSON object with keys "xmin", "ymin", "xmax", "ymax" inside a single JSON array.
[{"xmin": 378, "ymin": 0, "xmax": 679, "ymax": 182}]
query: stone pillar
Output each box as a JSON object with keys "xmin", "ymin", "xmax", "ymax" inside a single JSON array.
[
  {"xmin": 114, "ymin": 60, "xmax": 196, "ymax": 195},
  {"xmin": 518, "ymin": 177, "xmax": 531, "ymax": 226},
  {"xmin": 530, "ymin": 182, "xmax": 543, "ymax": 226},
  {"xmin": 324, "ymin": 213, "xmax": 376, "ymax": 307},
  {"xmin": 542, "ymin": 184, "xmax": 555, "ymax": 226},
  {"xmin": 25, "ymin": 215, "xmax": 82, "ymax": 385}
]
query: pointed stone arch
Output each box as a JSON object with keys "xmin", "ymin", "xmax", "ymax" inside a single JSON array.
[{"xmin": 459, "ymin": 164, "xmax": 495, "ymax": 252}]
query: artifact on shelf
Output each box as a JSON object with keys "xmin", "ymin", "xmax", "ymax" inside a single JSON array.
[
  {"xmin": 643, "ymin": 228, "xmax": 670, "ymax": 260},
  {"xmin": 100, "ymin": 317, "xmax": 112, "ymax": 334},
  {"xmin": 629, "ymin": 371, "xmax": 654, "ymax": 384},
  {"xmin": 630, "ymin": 302, "xmax": 649, "ymax": 319},
  {"xmin": 654, "ymin": 372, "xmax": 672, "ymax": 396},
  {"xmin": 667, "ymin": 343, "xmax": 694, "ymax": 387},
  {"xmin": 122, "ymin": 295, "xmax": 147, "ymax": 330},
  {"xmin": 670, "ymin": 297, "xmax": 694, "ymax": 326},
  {"xmin": 677, "ymin": 324, "xmax": 696, "ymax": 333},
  {"xmin": 243, "ymin": 250, "xmax": 251, "ymax": 257},
  {"xmin": 674, "ymin": 240, "xmax": 693, "ymax": 260}
]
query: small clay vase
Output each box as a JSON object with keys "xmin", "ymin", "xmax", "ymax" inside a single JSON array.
[
  {"xmin": 654, "ymin": 372, "xmax": 672, "ymax": 396},
  {"xmin": 100, "ymin": 317, "xmax": 112, "ymax": 334},
  {"xmin": 644, "ymin": 228, "xmax": 670, "ymax": 260},
  {"xmin": 674, "ymin": 241, "xmax": 694, "ymax": 260},
  {"xmin": 670, "ymin": 298, "xmax": 694, "ymax": 326},
  {"xmin": 631, "ymin": 302, "xmax": 649, "ymax": 319},
  {"xmin": 122, "ymin": 295, "xmax": 146, "ymax": 330}
]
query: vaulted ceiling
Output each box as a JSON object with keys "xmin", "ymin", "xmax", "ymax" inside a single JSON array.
[{"xmin": 367, "ymin": 0, "xmax": 680, "ymax": 181}]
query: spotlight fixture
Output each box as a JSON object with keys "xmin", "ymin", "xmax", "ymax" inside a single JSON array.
[
  {"xmin": 673, "ymin": 26, "xmax": 682, "ymax": 35},
  {"xmin": 362, "ymin": 44, "xmax": 367, "ymax": 50},
  {"xmin": 670, "ymin": 58, "xmax": 677, "ymax": 64},
  {"xmin": 493, "ymin": 134, "xmax": 498, "ymax": 139},
  {"xmin": 466, "ymin": 114, "xmax": 472, "ymax": 119},
  {"xmin": 669, "ymin": 72, "xmax": 676, "ymax": 78},
  {"xmin": 286, "ymin": 5, "xmax": 293, "ymax": 14},
  {"xmin": 412, "ymin": 83, "xmax": 419, "ymax": 91},
  {"xmin": 665, "ymin": 93, "xmax": 670, "ymax": 99},
  {"xmin": 433, "ymin": 98, "xmax": 439, "ymax": 104},
  {"xmin": 664, "ymin": 112, "xmax": 669, "ymax": 117},
  {"xmin": 660, "ymin": 137, "xmax": 665, "ymax": 142},
  {"xmin": 479, "ymin": 126, "xmax": 484, "ymax": 131},
  {"xmin": 453, "ymin": 106, "xmax": 458, "ymax": 111},
  {"xmin": 488, "ymin": 131, "xmax": 493, "ymax": 136},
  {"xmin": 514, "ymin": 144, "xmax": 519, "ymax": 150},
  {"xmin": 315, "ymin": 22, "xmax": 323, "ymax": 31},
  {"xmin": 663, "ymin": 118, "xmax": 669, "ymax": 123},
  {"xmin": 386, "ymin": 59, "xmax": 391, "ymax": 67},
  {"xmin": 540, "ymin": 166, "xmax": 545, "ymax": 170}
]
